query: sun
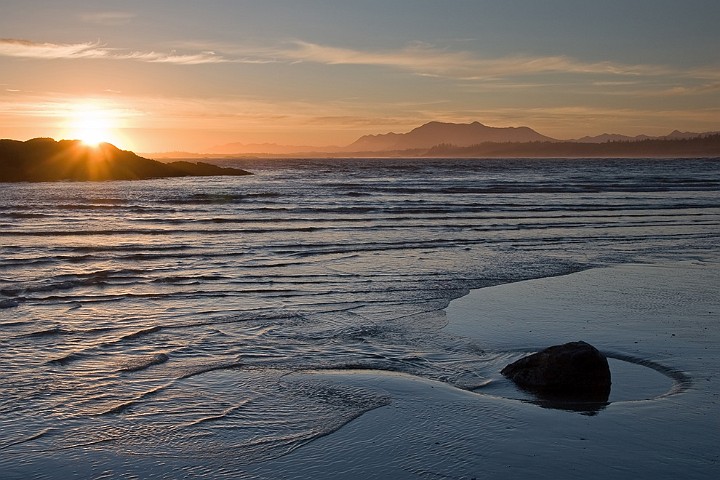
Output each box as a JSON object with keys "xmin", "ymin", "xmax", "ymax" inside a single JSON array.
[{"xmin": 67, "ymin": 104, "xmax": 119, "ymax": 147}]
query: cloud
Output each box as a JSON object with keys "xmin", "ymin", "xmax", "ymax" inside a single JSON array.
[
  {"xmin": 0, "ymin": 38, "xmax": 227, "ymax": 65},
  {"xmin": 655, "ymin": 82, "xmax": 720, "ymax": 96},
  {"xmin": 116, "ymin": 50, "xmax": 226, "ymax": 65},
  {"xmin": 451, "ymin": 105, "xmax": 720, "ymax": 134},
  {"xmin": 0, "ymin": 38, "xmax": 110, "ymax": 60},
  {"xmin": 121, "ymin": 38, "xmax": 680, "ymax": 79},
  {"xmin": 275, "ymin": 41, "xmax": 673, "ymax": 79},
  {"xmin": 3, "ymin": 37, "xmax": 714, "ymax": 82},
  {"xmin": 684, "ymin": 66, "xmax": 720, "ymax": 81},
  {"xmin": 0, "ymin": 97, "xmax": 140, "ymax": 120}
]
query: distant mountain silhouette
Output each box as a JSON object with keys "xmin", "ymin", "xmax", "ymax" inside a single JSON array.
[
  {"xmin": 425, "ymin": 134, "xmax": 720, "ymax": 158},
  {"xmin": 664, "ymin": 130, "xmax": 719, "ymax": 140},
  {"xmin": 147, "ymin": 121, "xmax": 719, "ymax": 158},
  {"xmin": 573, "ymin": 133, "xmax": 653, "ymax": 143},
  {"xmin": 0, "ymin": 138, "xmax": 251, "ymax": 182},
  {"xmin": 572, "ymin": 130, "xmax": 718, "ymax": 143},
  {"xmin": 344, "ymin": 121, "xmax": 556, "ymax": 152}
]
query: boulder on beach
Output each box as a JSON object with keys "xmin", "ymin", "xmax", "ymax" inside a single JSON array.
[{"xmin": 501, "ymin": 341, "xmax": 611, "ymax": 400}]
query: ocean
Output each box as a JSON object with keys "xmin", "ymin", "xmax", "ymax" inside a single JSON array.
[{"xmin": 1, "ymin": 157, "xmax": 719, "ymax": 478}]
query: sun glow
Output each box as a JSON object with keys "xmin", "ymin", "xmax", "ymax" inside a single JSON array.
[{"xmin": 67, "ymin": 104, "xmax": 120, "ymax": 147}]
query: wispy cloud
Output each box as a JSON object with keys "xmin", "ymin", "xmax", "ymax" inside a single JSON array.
[
  {"xmin": 4, "ymin": 37, "xmax": 717, "ymax": 82},
  {"xmin": 0, "ymin": 97, "xmax": 140, "ymax": 120},
  {"xmin": 274, "ymin": 41, "xmax": 673, "ymax": 79},
  {"xmin": 0, "ymin": 39, "xmax": 111, "ymax": 60},
  {"xmin": 654, "ymin": 82, "xmax": 720, "ymax": 96},
  {"xmin": 115, "ymin": 50, "xmax": 227, "ymax": 65},
  {"xmin": 0, "ymin": 38, "xmax": 228, "ymax": 65},
  {"xmin": 447, "ymin": 105, "xmax": 720, "ymax": 137}
]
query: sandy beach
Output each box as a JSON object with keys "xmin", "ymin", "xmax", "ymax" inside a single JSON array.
[{"xmin": 247, "ymin": 261, "xmax": 720, "ymax": 479}]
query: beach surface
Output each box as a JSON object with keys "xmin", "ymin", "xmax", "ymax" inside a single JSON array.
[
  {"xmin": 2, "ymin": 156, "xmax": 717, "ymax": 479},
  {"xmin": 247, "ymin": 261, "xmax": 719, "ymax": 479}
]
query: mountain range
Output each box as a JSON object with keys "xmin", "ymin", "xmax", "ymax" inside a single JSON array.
[
  {"xmin": 343, "ymin": 121, "xmax": 555, "ymax": 152},
  {"xmin": 189, "ymin": 121, "xmax": 718, "ymax": 157},
  {"xmin": 570, "ymin": 130, "xmax": 714, "ymax": 144}
]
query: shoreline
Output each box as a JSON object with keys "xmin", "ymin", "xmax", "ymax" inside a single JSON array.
[
  {"xmin": 3, "ymin": 262, "xmax": 717, "ymax": 478},
  {"xmin": 247, "ymin": 261, "xmax": 720, "ymax": 479}
]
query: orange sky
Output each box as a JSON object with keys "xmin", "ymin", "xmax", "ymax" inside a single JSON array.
[{"xmin": 1, "ymin": 1, "xmax": 719, "ymax": 153}]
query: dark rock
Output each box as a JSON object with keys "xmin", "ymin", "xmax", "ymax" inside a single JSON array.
[
  {"xmin": 501, "ymin": 341, "xmax": 611, "ymax": 401},
  {"xmin": 0, "ymin": 138, "xmax": 252, "ymax": 182}
]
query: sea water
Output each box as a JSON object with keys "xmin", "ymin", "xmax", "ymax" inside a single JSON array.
[{"xmin": 1, "ymin": 157, "xmax": 718, "ymax": 477}]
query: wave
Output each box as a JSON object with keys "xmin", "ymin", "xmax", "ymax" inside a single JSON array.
[
  {"xmin": 353, "ymin": 183, "xmax": 720, "ymax": 195},
  {"xmin": 118, "ymin": 352, "xmax": 170, "ymax": 373},
  {"xmin": 151, "ymin": 274, "xmax": 230, "ymax": 284},
  {"xmin": 182, "ymin": 400, "xmax": 254, "ymax": 428},
  {"xmin": 0, "ymin": 226, "xmax": 326, "ymax": 237},
  {"xmin": 118, "ymin": 326, "xmax": 163, "ymax": 341},
  {"xmin": 47, "ymin": 351, "xmax": 86, "ymax": 366},
  {"xmin": 21, "ymin": 326, "xmax": 73, "ymax": 338},
  {"xmin": 0, "ymin": 319, "xmax": 30, "ymax": 327},
  {"xmin": 178, "ymin": 361, "xmax": 244, "ymax": 380},
  {"xmin": 100, "ymin": 382, "xmax": 171, "ymax": 415},
  {"xmin": 0, "ymin": 298, "xmax": 21, "ymax": 309},
  {"xmin": 0, "ymin": 428, "xmax": 55, "ymax": 450},
  {"xmin": 100, "ymin": 361, "xmax": 244, "ymax": 416},
  {"xmin": 58, "ymin": 245, "xmax": 193, "ymax": 254},
  {"xmin": 0, "ymin": 269, "xmax": 147, "ymax": 296},
  {"xmin": 2, "ymin": 212, "xmax": 51, "ymax": 219},
  {"xmin": 54, "ymin": 204, "xmax": 126, "ymax": 210},
  {"xmin": 158, "ymin": 192, "xmax": 284, "ymax": 205}
]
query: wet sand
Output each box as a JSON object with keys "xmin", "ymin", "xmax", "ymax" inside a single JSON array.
[
  {"xmin": 250, "ymin": 262, "xmax": 720, "ymax": 479},
  {"xmin": 7, "ymin": 262, "xmax": 716, "ymax": 479}
]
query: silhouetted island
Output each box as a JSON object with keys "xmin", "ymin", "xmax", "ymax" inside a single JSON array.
[
  {"xmin": 424, "ymin": 134, "xmax": 720, "ymax": 158},
  {"xmin": 0, "ymin": 138, "xmax": 252, "ymax": 182},
  {"xmin": 344, "ymin": 121, "xmax": 555, "ymax": 152}
]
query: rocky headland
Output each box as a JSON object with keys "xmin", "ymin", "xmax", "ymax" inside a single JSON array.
[{"xmin": 0, "ymin": 138, "xmax": 252, "ymax": 182}]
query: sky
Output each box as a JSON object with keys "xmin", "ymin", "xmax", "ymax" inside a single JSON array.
[{"xmin": 1, "ymin": 0, "xmax": 719, "ymax": 152}]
